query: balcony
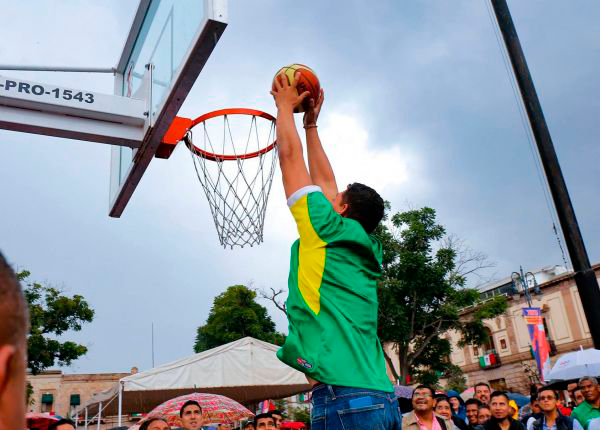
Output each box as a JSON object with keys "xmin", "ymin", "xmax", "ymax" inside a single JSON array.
[{"xmin": 479, "ymin": 350, "xmax": 501, "ymax": 370}]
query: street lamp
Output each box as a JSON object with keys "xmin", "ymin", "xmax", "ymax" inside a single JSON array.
[
  {"xmin": 511, "ymin": 266, "xmax": 542, "ymax": 307},
  {"xmin": 512, "ymin": 266, "xmax": 550, "ymax": 382}
]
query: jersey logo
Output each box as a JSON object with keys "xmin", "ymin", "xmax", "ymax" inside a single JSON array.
[{"xmin": 297, "ymin": 357, "xmax": 313, "ymax": 369}]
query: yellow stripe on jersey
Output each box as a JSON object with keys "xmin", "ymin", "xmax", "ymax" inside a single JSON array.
[{"xmin": 290, "ymin": 194, "xmax": 327, "ymax": 314}]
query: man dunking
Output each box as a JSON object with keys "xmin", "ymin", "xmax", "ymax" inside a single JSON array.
[{"xmin": 271, "ymin": 72, "xmax": 400, "ymax": 430}]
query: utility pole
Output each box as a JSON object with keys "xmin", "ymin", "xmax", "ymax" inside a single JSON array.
[{"xmin": 490, "ymin": 0, "xmax": 600, "ymax": 348}]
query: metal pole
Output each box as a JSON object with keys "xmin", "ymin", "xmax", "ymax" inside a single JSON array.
[
  {"xmin": 490, "ymin": 0, "xmax": 600, "ymax": 348},
  {"xmin": 152, "ymin": 322, "xmax": 155, "ymax": 367},
  {"xmin": 520, "ymin": 266, "xmax": 533, "ymax": 307},
  {"xmin": 118, "ymin": 383, "xmax": 123, "ymax": 427},
  {"xmin": 0, "ymin": 64, "xmax": 115, "ymax": 73},
  {"xmin": 84, "ymin": 407, "xmax": 88, "ymax": 430},
  {"xmin": 97, "ymin": 402, "xmax": 102, "ymax": 430}
]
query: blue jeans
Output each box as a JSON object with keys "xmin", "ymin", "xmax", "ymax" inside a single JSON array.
[{"xmin": 311, "ymin": 384, "xmax": 402, "ymax": 430}]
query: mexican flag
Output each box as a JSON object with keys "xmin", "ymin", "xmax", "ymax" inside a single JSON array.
[{"xmin": 479, "ymin": 353, "xmax": 496, "ymax": 368}]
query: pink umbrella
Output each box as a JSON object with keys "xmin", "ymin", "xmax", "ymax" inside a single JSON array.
[
  {"xmin": 460, "ymin": 387, "xmax": 475, "ymax": 401},
  {"xmin": 145, "ymin": 393, "xmax": 254, "ymax": 426}
]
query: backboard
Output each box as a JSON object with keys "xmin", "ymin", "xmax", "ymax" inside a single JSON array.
[{"xmin": 109, "ymin": 0, "xmax": 228, "ymax": 217}]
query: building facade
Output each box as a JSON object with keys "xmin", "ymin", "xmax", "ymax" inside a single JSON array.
[
  {"xmin": 27, "ymin": 368, "xmax": 136, "ymax": 428},
  {"xmin": 447, "ymin": 264, "xmax": 597, "ymax": 393}
]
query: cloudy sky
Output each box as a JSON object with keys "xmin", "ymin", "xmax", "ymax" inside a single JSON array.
[{"xmin": 1, "ymin": 1, "xmax": 599, "ymax": 374}]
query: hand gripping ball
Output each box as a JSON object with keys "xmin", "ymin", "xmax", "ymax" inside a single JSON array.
[{"xmin": 272, "ymin": 64, "xmax": 320, "ymax": 113}]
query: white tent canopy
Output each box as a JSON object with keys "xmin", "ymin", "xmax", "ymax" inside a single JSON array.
[{"xmin": 74, "ymin": 337, "xmax": 310, "ymax": 426}]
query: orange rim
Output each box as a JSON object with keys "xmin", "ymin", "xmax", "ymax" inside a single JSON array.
[{"xmin": 186, "ymin": 108, "xmax": 277, "ymax": 161}]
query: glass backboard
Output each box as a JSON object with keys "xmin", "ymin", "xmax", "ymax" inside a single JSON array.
[{"xmin": 109, "ymin": 0, "xmax": 227, "ymax": 217}]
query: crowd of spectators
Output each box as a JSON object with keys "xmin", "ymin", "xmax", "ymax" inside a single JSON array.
[
  {"xmin": 137, "ymin": 402, "xmax": 285, "ymax": 430},
  {"xmin": 403, "ymin": 378, "xmax": 600, "ymax": 430},
  {"xmin": 1, "ymin": 247, "xmax": 599, "ymax": 429}
]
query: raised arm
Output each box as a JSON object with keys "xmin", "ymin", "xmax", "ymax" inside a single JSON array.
[
  {"xmin": 303, "ymin": 89, "xmax": 339, "ymax": 202},
  {"xmin": 271, "ymin": 73, "xmax": 313, "ymax": 199}
]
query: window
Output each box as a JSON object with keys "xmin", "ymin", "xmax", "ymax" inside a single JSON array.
[
  {"xmin": 500, "ymin": 339, "xmax": 507, "ymax": 350},
  {"xmin": 70, "ymin": 394, "xmax": 81, "ymax": 417},
  {"xmin": 473, "ymin": 346, "xmax": 479, "ymax": 356},
  {"xmin": 542, "ymin": 318, "xmax": 553, "ymax": 341},
  {"xmin": 41, "ymin": 393, "xmax": 53, "ymax": 413},
  {"xmin": 482, "ymin": 327, "xmax": 496, "ymax": 354}
]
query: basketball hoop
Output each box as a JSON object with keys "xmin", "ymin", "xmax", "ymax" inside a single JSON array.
[{"xmin": 179, "ymin": 108, "xmax": 278, "ymax": 248}]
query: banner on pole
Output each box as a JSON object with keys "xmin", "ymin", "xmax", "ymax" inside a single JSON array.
[{"xmin": 522, "ymin": 307, "xmax": 551, "ymax": 381}]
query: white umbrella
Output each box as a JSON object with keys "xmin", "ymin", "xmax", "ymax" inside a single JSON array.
[{"xmin": 546, "ymin": 348, "xmax": 600, "ymax": 381}]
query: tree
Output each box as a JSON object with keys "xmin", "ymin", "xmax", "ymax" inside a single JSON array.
[
  {"xmin": 374, "ymin": 207, "xmax": 507, "ymax": 385},
  {"xmin": 194, "ymin": 285, "xmax": 285, "ymax": 352},
  {"xmin": 18, "ymin": 270, "xmax": 95, "ymax": 374},
  {"xmin": 289, "ymin": 405, "xmax": 311, "ymax": 424},
  {"xmin": 256, "ymin": 286, "xmax": 287, "ymax": 314},
  {"xmin": 444, "ymin": 365, "xmax": 468, "ymax": 393},
  {"xmin": 26, "ymin": 381, "xmax": 34, "ymax": 406},
  {"xmin": 274, "ymin": 398, "xmax": 287, "ymax": 416}
]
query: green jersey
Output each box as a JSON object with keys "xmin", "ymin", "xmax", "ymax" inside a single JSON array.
[
  {"xmin": 276, "ymin": 186, "xmax": 393, "ymax": 392},
  {"xmin": 573, "ymin": 401, "xmax": 600, "ymax": 430}
]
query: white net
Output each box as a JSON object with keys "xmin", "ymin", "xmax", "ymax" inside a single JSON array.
[{"xmin": 185, "ymin": 112, "xmax": 278, "ymax": 248}]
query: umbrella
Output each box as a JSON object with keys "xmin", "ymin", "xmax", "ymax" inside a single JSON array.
[
  {"xmin": 281, "ymin": 423, "xmax": 307, "ymax": 429},
  {"xmin": 460, "ymin": 387, "xmax": 475, "ymax": 401},
  {"xmin": 144, "ymin": 393, "xmax": 254, "ymax": 426},
  {"xmin": 26, "ymin": 412, "xmax": 59, "ymax": 430},
  {"xmin": 507, "ymin": 392, "xmax": 530, "ymax": 408},
  {"xmin": 546, "ymin": 348, "xmax": 600, "ymax": 381},
  {"xmin": 394, "ymin": 385, "xmax": 414, "ymax": 399}
]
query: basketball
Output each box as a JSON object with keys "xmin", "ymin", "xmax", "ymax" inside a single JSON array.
[{"xmin": 272, "ymin": 64, "xmax": 320, "ymax": 113}]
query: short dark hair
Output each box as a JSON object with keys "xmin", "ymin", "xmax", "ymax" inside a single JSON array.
[
  {"xmin": 490, "ymin": 391, "xmax": 509, "ymax": 403},
  {"xmin": 537, "ymin": 386, "xmax": 558, "ymax": 399},
  {"xmin": 466, "ymin": 398, "xmax": 482, "ymax": 407},
  {"xmin": 243, "ymin": 422, "xmax": 256, "ymax": 429},
  {"xmin": 341, "ymin": 183, "xmax": 384, "ymax": 234},
  {"xmin": 180, "ymin": 400, "xmax": 202, "ymax": 417},
  {"xmin": 48, "ymin": 419, "xmax": 76, "ymax": 430},
  {"xmin": 479, "ymin": 404, "xmax": 491, "ymax": 411},
  {"xmin": 271, "ymin": 409, "xmax": 283, "ymax": 417},
  {"xmin": 573, "ymin": 386, "xmax": 583, "ymax": 395},
  {"xmin": 412, "ymin": 384, "xmax": 435, "ymax": 398},
  {"xmin": 255, "ymin": 413, "xmax": 274, "ymax": 424},
  {"xmin": 435, "ymin": 395, "xmax": 451, "ymax": 406},
  {"xmin": 0, "ymin": 252, "xmax": 28, "ymax": 348},
  {"xmin": 140, "ymin": 417, "xmax": 168, "ymax": 430},
  {"xmin": 474, "ymin": 382, "xmax": 491, "ymax": 391}
]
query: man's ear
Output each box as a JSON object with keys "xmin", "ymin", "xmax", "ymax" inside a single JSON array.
[
  {"xmin": 0, "ymin": 344, "xmax": 16, "ymax": 396},
  {"xmin": 338, "ymin": 203, "xmax": 349, "ymax": 217}
]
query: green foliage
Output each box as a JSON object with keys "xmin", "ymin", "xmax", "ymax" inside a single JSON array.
[
  {"xmin": 289, "ymin": 405, "xmax": 311, "ymax": 424},
  {"xmin": 274, "ymin": 398, "xmax": 287, "ymax": 417},
  {"xmin": 444, "ymin": 365, "xmax": 468, "ymax": 393},
  {"xmin": 26, "ymin": 381, "xmax": 34, "ymax": 406},
  {"xmin": 374, "ymin": 207, "xmax": 507, "ymax": 385},
  {"xmin": 18, "ymin": 271, "xmax": 95, "ymax": 374},
  {"xmin": 194, "ymin": 285, "xmax": 285, "ymax": 352}
]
